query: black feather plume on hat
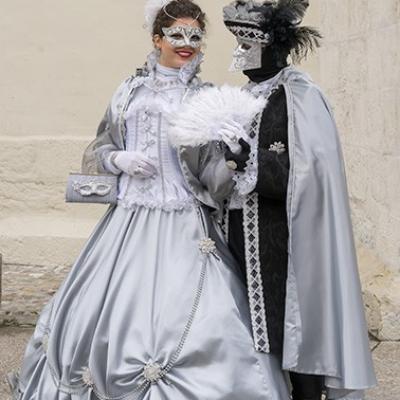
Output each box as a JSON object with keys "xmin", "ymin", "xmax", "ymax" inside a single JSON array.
[{"xmin": 252, "ymin": 0, "xmax": 322, "ymax": 63}]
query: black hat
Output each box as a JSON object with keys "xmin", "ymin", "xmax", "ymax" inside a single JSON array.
[{"xmin": 223, "ymin": 0, "xmax": 322, "ymax": 62}]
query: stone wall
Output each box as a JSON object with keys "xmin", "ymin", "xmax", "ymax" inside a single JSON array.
[
  {"xmin": 316, "ymin": 0, "xmax": 400, "ymax": 273},
  {"xmin": 313, "ymin": 0, "xmax": 400, "ymax": 340}
]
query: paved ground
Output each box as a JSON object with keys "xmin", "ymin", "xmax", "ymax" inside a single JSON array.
[{"xmin": 0, "ymin": 327, "xmax": 398, "ymax": 399}]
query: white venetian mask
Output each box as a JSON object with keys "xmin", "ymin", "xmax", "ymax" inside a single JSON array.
[
  {"xmin": 229, "ymin": 39, "xmax": 263, "ymax": 72},
  {"xmin": 162, "ymin": 25, "xmax": 205, "ymax": 49}
]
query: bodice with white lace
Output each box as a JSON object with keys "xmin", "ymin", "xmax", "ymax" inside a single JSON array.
[{"xmin": 117, "ymin": 63, "xmax": 197, "ymax": 211}]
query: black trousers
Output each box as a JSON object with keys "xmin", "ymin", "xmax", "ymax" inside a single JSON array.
[{"xmin": 290, "ymin": 372, "xmax": 325, "ymax": 400}]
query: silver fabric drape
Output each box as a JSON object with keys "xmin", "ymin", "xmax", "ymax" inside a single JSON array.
[
  {"xmin": 281, "ymin": 68, "xmax": 377, "ymax": 398},
  {"xmin": 11, "ymin": 205, "xmax": 290, "ymax": 400}
]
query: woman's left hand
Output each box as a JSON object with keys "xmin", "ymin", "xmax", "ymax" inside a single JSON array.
[{"xmin": 218, "ymin": 120, "xmax": 249, "ymax": 155}]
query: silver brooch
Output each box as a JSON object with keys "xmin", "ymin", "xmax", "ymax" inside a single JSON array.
[
  {"xmin": 81, "ymin": 367, "xmax": 94, "ymax": 387},
  {"xmin": 199, "ymin": 238, "xmax": 217, "ymax": 255},
  {"xmin": 269, "ymin": 141, "xmax": 286, "ymax": 155},
  {"xmin": 143, "ymin": 362, "xmax": 163, "ymax": 384}
]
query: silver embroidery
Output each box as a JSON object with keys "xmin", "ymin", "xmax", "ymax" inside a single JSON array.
[
  {"xmin": 229, "ymin": 39, "xmax": 263, "ymax": 72},
  {"xmin": 236, "ymin": 77, "xmax": 289, "ymax": 353},
  {"xmin": 229, "ymin": 111, "xmax": 263, "ymax": 212},
  {"xmin": 222, "ymin": 205, "xmax": 230, "ymax": 243},
  {"xmin": 269, "ymin": 141, "xmax": 286, "ymax": 155},
  {"xmin": 243, "ymin": 193, "xmax": 269, "ymax": 353},
  {"xmin": 227, "ymin": 26, "xmax": 271, "ymax": 45},
  {"xmin": 162, "ymin": 26, "xmax": 205, "ymax": 49}
]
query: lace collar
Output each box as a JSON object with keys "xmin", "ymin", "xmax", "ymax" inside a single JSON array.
[
  {"xmin": 245, "ymin": 66, "xmax": 293, "ymax": 96},
  {"xmin": 143, "ymin": 50, "xmax": 203, "ymax": 86}
]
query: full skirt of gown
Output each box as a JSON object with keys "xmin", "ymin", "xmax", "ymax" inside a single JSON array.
[{"xmin": 8, "ymin": 205, "xmax": 290, "ymax": 400}]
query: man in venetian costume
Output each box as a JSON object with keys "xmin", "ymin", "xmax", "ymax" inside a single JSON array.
[{"xmin": 219, "ymin": 1, "xmax": 377, "ymax": 399}]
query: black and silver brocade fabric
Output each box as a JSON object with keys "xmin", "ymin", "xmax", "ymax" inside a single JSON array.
[{"xmin": 228, "ymin": 85, "xmax": 290, "ymax": 354}]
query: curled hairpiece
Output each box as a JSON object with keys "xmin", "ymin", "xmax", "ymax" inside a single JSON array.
[{"xmin": 255, "ymin": 0, "xmax": 322, "ymax": 62}]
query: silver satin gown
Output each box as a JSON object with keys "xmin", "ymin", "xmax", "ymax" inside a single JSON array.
[{"xmin": 9, "ymin": 64, "xmax": 290, "ymax": 400}]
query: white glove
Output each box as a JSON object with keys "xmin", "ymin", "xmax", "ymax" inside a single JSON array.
[
  {"xmin": 218, "ymin": 120, "xmax": 249, "ymax": 155},
  {"xmin": 112, "ymin": 151, "xmax": 158, "ymax": 179}
]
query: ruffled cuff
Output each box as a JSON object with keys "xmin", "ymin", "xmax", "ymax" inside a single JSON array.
[
  {"xmin": 232, "ymin": 127, "xmax": 259, "ymax": 197},
  {"xmin": 103, "ymin": 151, "xmax": 122, "ymax": 175}
]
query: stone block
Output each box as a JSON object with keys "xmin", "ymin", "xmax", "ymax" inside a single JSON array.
[
  {"xmin": 319, "ymin": 0, "xmax": 349, "ymax": 43},
  {"xmin": 343, "ymin": 146, "xmax": 371, "ymax": 204},
  {"xmin": 366, "ymin": 24, "xmax": 399, "ymax": 91},
  {"xmin": 358, "ymin": 247, "xmax": 400, "ymax": 341},
  {"xmin": 0, "ymin": 136, "xmax": 107, "ymax": 219},
  {"xmin": 0, "ymin": 212, "xmax": 104, "ymax": 326},
  {"xmin": 348, "ymin": 0, "xmax": 370, "ymax": 37},
  {"xmin": 367, "ymin": 342, "xmax": 400, "ymax": 400},
  {"xmin": 339, "ymin": 37, "xmax": 368, "ymax": 92},
  {"xmin": 352, "ymin": 205, "xmax": 378, "ymax": 250},
  {"xmin": 364, "ymin": 88, "xmax": 386, "ymax": 149},
  {"xmin": 0, "ymin": 262, "xmax": 70, "ymax": 326},
  {"xmin": 368, "ymin": 0, "xmax": 399, "ymax": 29},
  {"xmin": 0, "ymin": 213, "xmax": 102, "ymax": 267},
  {"xmin": 375, "ymin": 209, "xmax": 400, "ymax": 275},
  {"xmin": 318, "ymin": 44, "xmax": 341, "ymax": 91}
]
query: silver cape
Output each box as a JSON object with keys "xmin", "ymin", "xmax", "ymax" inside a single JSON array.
[{"xmin": 238, "ymin": 67, "xmax": 377, "ymax": 399}]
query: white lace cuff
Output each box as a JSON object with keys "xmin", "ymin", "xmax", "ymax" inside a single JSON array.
[
  {"xmin": 103, "ymin": 151, "xmax": 122, "ymax": 175},
  {"xmin": 232, "ymin": 112, "xmax": 262, "ymax": 197}
]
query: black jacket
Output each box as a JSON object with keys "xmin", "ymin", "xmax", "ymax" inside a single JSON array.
[{"xmin": 228, "ymin": 85, "xmax": 290, "ymax": 354}]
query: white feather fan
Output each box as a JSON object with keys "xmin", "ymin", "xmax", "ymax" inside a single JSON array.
[
  {"xmin": 144, "ymin": 0, "xmax": 174, "ymax": 32},
  {"xmin": 169, "ymin": 85, "xmax": 266, "ymax": 147}
]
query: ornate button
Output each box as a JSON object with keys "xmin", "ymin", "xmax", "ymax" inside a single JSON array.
[
  {"xmin": 143, "ymin": 363, "xmax": 163, "ymax": 384},
  {"xmin": 81, "ymin": 367, "xmax": 94, "ymax": 387},
  {"xmin": 199, "ymin": 238, "xmax": 217, "ymax": 255},
  {"xmin": 269, "ymin": 141, "xmax": 286, "ymax": 155}
]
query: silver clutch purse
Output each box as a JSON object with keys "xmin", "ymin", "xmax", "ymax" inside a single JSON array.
[{"xmin": 65, "ymin": 173, "xmax": 118, "ymax": 204}]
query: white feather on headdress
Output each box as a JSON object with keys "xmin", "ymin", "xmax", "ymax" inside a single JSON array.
[
  {"xmin": 144, "ymin": 0, "xmax": 174, "ymax": 33},
  {"xmin": 168, "ymin": 85, "xmax": 267, "ymax": 147}
]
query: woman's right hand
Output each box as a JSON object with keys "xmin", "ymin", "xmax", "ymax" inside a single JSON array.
[{"xmin": 112, "ymin": 151, "xmax": 158, "ymax": 179}]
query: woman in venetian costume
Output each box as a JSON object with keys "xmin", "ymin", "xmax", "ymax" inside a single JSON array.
[{"xmin": 7, "ymin": 1, "xmax": 290, "ymax": 399}]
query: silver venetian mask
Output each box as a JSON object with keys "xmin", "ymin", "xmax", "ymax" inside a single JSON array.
[
  {"xmin": 162, "ymin": 25, "xmax": 205, "ymax": 49},
  {"xmin": 229, "ymin": 39, "xmax": 263, "ymax": 72}
]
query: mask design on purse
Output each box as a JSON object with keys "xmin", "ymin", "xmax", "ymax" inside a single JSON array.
[{"xmin": 72, "ymin": 181, "xmax": 113, "ymax": 197}]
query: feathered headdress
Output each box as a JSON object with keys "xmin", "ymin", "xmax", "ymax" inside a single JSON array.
[
  {"xmin": 223, "ymin": 0, "xmax": 322, "ymax": 62},
  {"xmin": 144, "ymin": 0, "xmax": 174, "ymax": 33}
]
